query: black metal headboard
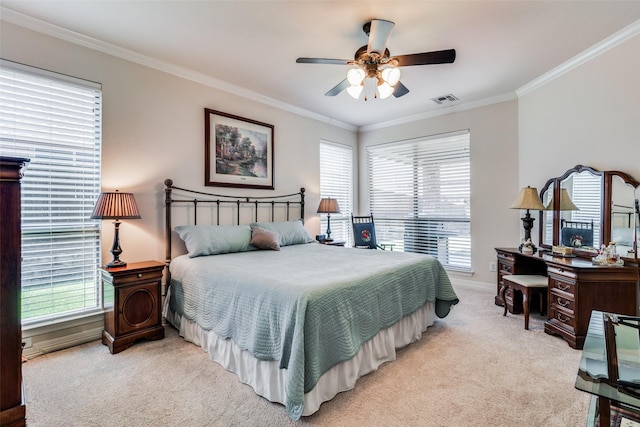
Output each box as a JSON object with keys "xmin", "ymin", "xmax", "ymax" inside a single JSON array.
[{"xmin": 164, "ymin": 179, "xmax": 306, "ymax": 265}]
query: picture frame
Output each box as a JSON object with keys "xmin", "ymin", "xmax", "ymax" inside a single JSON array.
[{"xmin": 204, "ymin": 108, "xmax": 274, "ymax": 189}]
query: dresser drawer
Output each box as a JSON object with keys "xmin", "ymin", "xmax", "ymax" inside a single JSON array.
[
  {"xmin": 549, "ymin": 290, "xmax": 575, "ymax": 313},
  {"xmin": 549, "ymin": 277, "xmax": 575, "ymax": 295},
  {"xmin": 499, "ymin": 262, "xmax": 514, "ymax": 275},
  {"xmin": 548, "ymin": 306, "xmax": 575, "ymax": 332}
]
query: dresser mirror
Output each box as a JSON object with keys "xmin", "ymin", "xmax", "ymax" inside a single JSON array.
[
  {"xmin": 538, "ymin": 165, "xmax": 639, "ymax": 262},
  {"xmin": 540, "ymin": 183, "xmax": 554, "ymax": 247},
  {"xmin": 610, "ymin": 174, "xmax": 639, "ymax": 258}
]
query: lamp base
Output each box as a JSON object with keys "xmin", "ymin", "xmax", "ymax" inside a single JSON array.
[
  {"xmin": 519, "ymin": 243, "xmax": 537, "ymax": 255},
  {"xmin": 105, "ymin": 259, "xmax": 127, "ymax": 269}
]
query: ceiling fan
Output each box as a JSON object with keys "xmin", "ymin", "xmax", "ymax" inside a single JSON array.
[{"xmin": 296, "ymin": 19, "xmax": 456, "ymax": 100}]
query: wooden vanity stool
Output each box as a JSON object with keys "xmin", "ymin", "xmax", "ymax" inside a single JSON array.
[{"xmin": 500, "ymin": 274, "xmax": 548, "ymax": 330}]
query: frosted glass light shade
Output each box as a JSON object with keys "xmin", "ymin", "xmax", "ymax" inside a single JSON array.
[
  {"xmin": 347, "ymin": 68, "xmax": 366, "ymax": 86},
  {"xmin": 378, "ymin": 82, "xmax": 394, "ymax": 99},
  {"xmin": 346, "ymin": 84, "xmax": 363, "ymax": 99},
  {"xmin": 382, "ymin": 67, "xmax": 401, "ymax": 86}
]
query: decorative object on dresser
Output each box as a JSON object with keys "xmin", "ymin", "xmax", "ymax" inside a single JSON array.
[
  {"xmin": 91, "ymin": 190, "xmax": 141, "ymax": 268},
  {"xmin": 101, "ymin": 260, "xmax": 165, "ymax": 354},
  {"xmin": 509, "ymin": 186, "xmax": 545, "ymax": 253},
  {"xmin": 317, "ymin": 197, "xmax": 340, "ymax": 241},
  {"xmin": 204, "ymin": 109, "xmax": 274, "ymax": 190},
  {"xmin": 0, "ymin": 156, "xmax": 29, "ymax": 427}
]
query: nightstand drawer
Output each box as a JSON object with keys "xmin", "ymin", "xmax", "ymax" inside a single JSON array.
[{"xmin": 102, "ymin": 265, "xmax": 163, "ymax": 287}]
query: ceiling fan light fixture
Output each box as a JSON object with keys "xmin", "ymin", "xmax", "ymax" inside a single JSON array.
[
  {"xmin": 381, "ymin": 67, "xmax": 401, "ymax": 86},
  {"xmin": 346, "ymin": 84, "xmax": 363, "ymax": 99},
  {"xmin": 377, "ymin": 82, "xmax": 394, "ymax": 99},
  {"xmin": 347, "ymin": 67, "xmax": 366, "ymax": 86}
]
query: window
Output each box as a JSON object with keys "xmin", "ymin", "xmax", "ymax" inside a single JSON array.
[
  {"xmin": 319, "ymin": 141, "xmax": 354, "ymax": 245},
  {"xmin": 0, "ymin": 60, "xmax": 103, "ymax": 325},
  {"xmin": 367, "ymin": 130, "xmax": 471, "ymax": 272}
]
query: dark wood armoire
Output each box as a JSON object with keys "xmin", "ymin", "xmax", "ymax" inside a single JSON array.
[{"xmin": 0, "ymin": 156, "xmax": 30, "ymax": 427}]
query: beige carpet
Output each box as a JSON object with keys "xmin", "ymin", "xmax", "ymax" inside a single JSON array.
[{"xmin": 22, "ymin": 282, "xmax": 590, "ymax": 426}]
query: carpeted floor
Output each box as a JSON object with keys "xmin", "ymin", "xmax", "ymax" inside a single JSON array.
[{"xmin": 22, "ymin": 281, "xmax": 590, "ymax": 426}]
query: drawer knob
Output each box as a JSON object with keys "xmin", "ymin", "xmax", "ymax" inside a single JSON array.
[
  {"xmin": 137, "ymin": 273, "xmax": 143, "ymax": 278},
  {"xmin": 557, "ymin": 283, "xmax": 570, "ymax": 292},
  {"xmin": 557, "ymin": 298, "xmax": 569, "ymax": 307}
]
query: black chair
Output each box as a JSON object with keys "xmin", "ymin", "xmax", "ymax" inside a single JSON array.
[
  {"xmin": 351, "ymin": 214, "xmax": 384, "ymax": 249},
  {"xmin": 561, "ymin": 219, "xmax": 594, "ymax": 247}
]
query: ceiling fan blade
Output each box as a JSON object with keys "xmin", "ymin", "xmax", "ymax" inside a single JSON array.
[
  {"xmin": 367, "ymin": 19, "xmax": 395, "ymax": 55},
  {"xmin": 325, "ymin": 79, "xmax": 350, "ymax": 96},
  {"xmin": 393, "ymin": 81, "xmax": 409, "ymax": 98},
  {"xmin": 393, "ymin": 49, "xmax": 456, "ymax": 67},
  {"xmin": 296, "ymin": 57, "xmax": 351, "ymax": 65}
]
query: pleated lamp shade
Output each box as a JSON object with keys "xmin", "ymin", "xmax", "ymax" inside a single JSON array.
[{"xmin": 91, "ymin": 191, "xmax": 141, "ymax": 220}]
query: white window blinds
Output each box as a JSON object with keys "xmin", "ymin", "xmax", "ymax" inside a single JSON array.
[
  {"xmin": 367, "ymin": 131, "xmax": 471, "ymax": 272},
  {"xmin": 0, "ymin": 60, "xmax": 103, "ymax": 325},
  {"xmin": 319, "ymin": 141, "xmax": 353, "ymax": 245}
]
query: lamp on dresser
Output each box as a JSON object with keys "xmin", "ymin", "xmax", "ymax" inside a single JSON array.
[
  {"xmin": 510, "ymin": 186, "xmax": 545, "ymax": 253},
  {"xmin": 545, "ymin": 188, "xmax": 579, "ymax": 211},
  {"xmin": 91, "ymin": 190, "xmax": 141, "ymax": 268},
  {"xmin": 317, "ymin": 197, "xmax": 340, "ymax": 242}
]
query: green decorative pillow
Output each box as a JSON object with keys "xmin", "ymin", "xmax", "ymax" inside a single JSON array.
[
  {"xmin": 250, "ymin": 220, "xmax": 314, "ymax": 247},
  {"xmin": 175, "ymin": 225, "xmax": 252, "ymax": 257},
  {"xmin": 250, "ymin": 226, "xmax": 280, "ymax": 251}
]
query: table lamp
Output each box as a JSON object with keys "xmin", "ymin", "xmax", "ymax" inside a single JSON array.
[
  {"xmin": 91, "ymin": 190, "xmax": 141, "ymax": 268},
  {"xmin": 510, "ymin": 186, "xmax": 544, "ymax": 252},
  {"xmin": 317, "ymin": 197, "xmax": 340, "ymax": 241}
]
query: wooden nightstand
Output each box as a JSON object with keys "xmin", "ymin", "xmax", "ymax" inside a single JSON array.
[
  {"xmin": 319, "ymin": 240, "xmax": 346, "ymax": 246},
  {"xmin": 101, "ymin": 260, "xmax": 165, "ymax": 354}
]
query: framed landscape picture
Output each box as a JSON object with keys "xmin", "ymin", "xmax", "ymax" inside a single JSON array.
[{"xmin": 204, "ymin": 108, "xmax": 274, "ymax": 189}]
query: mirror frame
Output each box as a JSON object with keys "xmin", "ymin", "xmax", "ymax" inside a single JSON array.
[{"xmin": 538, "ymin": 165, "xmax": 639, "ymax": 262}]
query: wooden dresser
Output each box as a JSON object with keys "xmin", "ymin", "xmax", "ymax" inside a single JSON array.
[
  {"xmin": 495, "ymin": 248, "xmax": 639, "ymax": 349},
  {"xmin": 0, "ymin": 156, "xmax": 29, "ymax": 427}
]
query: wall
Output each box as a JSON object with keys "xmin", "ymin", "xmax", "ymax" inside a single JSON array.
[
  {"xmin": 1, "ymin": 22, "xmax": 356, "ymax": 355},
  {"xmin": 1, "ymin": 21, "xmax": 357, "ymax": 266},
  {"xmin": 518, "ymin": 33, "xmax": 640, "ymax": 206},
  {"xmin": 359, "ymin": 100, "xmax": 521, "ymax": 286}
]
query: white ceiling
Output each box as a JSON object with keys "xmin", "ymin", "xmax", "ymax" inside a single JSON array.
[{"xmin": 2, "ymin": 1, "xmax": 640, "ymax": 130}]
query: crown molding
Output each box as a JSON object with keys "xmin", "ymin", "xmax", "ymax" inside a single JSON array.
[
  {"xmin": 4, "ymin": 7, "xmax": 637, "ymax": 133},
  {"xmin": 516, "ymin": 19, "xmax": 640, "ymax": 97},
  {"xmin": 359, "ymin": 92, "xmax": 518, "ymax": 133},
  {"xmin": 0, "ymin": 7, "xmax": 356, "ymax": 132}
]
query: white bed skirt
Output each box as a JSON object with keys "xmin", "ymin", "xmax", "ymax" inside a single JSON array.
[{"xmin": 165, "ymin": 301, "xmax": 436, "ymax": 417}]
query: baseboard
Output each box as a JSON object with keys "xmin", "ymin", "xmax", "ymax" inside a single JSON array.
[
  {"xmin": 23, "ymin": 326, "xmax": 103, "ymax": 359},
  {"xmin": 449, "ymin": 276, "xmax": 494, "ymax": 292}
]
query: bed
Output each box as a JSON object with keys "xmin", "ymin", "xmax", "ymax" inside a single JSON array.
[{"xmin": 162, "ymin": 180, "xmax": 459, "ymax": 420}]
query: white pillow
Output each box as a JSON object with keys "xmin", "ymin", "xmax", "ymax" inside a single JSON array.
[{"xmin": 175, "ymin": 225, "xmax": 252, "ymax": 257}]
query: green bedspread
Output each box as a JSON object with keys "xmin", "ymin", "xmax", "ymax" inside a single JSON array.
[{"xmin": 169, "ymin": 243, "xmax": 458, "ymax": 420}]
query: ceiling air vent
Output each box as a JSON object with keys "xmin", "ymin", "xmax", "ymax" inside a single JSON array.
[{"xmin": 431, "ymin": 94, "xmax": 459, "ymax": 105}]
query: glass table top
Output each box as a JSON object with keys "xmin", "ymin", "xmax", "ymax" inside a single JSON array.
[{"xmin": 575, "ymin": 310, "xmax": 640, "ymax": 409}]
